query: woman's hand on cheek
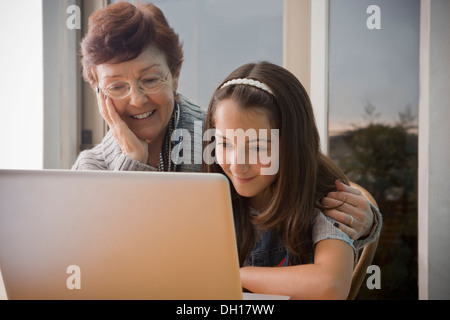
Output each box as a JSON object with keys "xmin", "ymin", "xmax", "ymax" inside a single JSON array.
[{"xmin": 98, "ymin": 93, "xmax": 149, "ymax": 165}]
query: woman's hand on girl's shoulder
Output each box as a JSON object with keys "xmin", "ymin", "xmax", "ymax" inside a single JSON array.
[{"xmin": 321, "ymin": 180, "xmax": 374, "ymax": 240}]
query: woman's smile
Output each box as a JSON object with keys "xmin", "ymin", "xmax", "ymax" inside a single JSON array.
[
  {"xmin": 130, "ymin": 109, "xmax": 156, "ymax": 120},
  {"xmin": 96, "ymin": 45, "xmax": 175, "ymax": 144}
]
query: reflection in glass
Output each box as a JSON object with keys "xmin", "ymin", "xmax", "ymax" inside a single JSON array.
[
  {"xmin": 328, "ymin": 0, "xmax": 420, "ymax": 299},
  {"xmin": 112, "ymin": 0, "xmax": 283, "ymax": 109}
]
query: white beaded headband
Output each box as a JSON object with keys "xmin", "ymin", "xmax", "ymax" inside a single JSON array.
[{"xmin": 220, "ymin": 78, "xmax": 274, "ymax": 95}]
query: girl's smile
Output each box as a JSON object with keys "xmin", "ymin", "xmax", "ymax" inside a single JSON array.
[
  {"xmin": 233, "ymin": 175, "xmax": 256, "ymax": 184},
  {"xmin": 213, "ymin": 99, "xmax": 278, "ymax": 210}
]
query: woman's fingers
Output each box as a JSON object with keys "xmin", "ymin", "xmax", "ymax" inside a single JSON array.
[
  {"xmin": 97, "ymin": 91, "xmax": 113, "ymax": 127},
  {"xmin": 322, "ymin": 180, "xmax": 374, "ymax": 239},
  {"xmin": 97, "ymin": 93, "xmax": 149, "ymax": 164},
  {"xmin": 103, "ymin": 96, "xmax": 128, "ymax": 149},
  {"xmin": 322, "ymin": 197, "xmax": 360, "ymax": 219},
  {"xmin": 326, "ymin": 182, "xmax": 366, "ymax": 208},
  {"xmin": 335, "ymin": 179, "xmax": 363, "ymax": 195},
  {"xmin": 97, "ymin": 93, "xmax": 127, "ymax": 150},
  {"xmin": 322, "ymin": 194, "xmax": 367, "ymax": 221}
]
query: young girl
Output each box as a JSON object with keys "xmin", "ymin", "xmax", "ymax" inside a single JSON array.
[{"xmin": 203, "ymin": 61, "xmax": 357, "ymax": 299}]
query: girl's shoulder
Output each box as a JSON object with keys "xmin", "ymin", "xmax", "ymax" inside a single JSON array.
[{"xmin": 312, "ymin": 210, "xmax": 356, "ymax": 255}]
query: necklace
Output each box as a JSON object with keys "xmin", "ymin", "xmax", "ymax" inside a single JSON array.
[{"xmin": 157, "ymin": 103, "xmax": 181, "ymax": 172}]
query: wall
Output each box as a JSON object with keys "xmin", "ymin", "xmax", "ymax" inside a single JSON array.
[
  {"xmin": 0, "ymin": 0, "xmax": 43, "ymax": 169},
  {"xmin": 418, "ymin": 0, "xmax": 450, "ymax": 300}
]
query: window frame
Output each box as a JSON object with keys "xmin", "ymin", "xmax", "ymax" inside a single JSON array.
[{"xmin": 286, "ymin": 0, "xmax": 449, "ymax": 300}]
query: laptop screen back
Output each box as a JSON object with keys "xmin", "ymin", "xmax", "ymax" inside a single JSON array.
[{"xmin": 0, "ymin": 169, "xmax": 242, "ymax": 300}]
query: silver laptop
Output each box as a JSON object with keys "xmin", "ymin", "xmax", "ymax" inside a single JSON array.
[{"xmin": 0, "ymin": 169, "xmax": 243, "ymax": 300}]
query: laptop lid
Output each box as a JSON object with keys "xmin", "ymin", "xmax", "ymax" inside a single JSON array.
[{"xmin": 0, "ymin": 169, "xmax": 243, "ymax": 300}]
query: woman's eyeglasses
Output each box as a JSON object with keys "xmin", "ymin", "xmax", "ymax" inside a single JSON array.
[{"xmin": 96, "ymin": 71, "xmax": 170, "ymax": 100}]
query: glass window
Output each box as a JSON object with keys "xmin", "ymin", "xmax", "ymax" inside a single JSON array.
[
  {"xmin": 328, "ymin": 0, "xmax": 420, "ymax": 299},
  {"xmin": 111, "ymin": 0, "xmax": 283, "ymax": 109}
]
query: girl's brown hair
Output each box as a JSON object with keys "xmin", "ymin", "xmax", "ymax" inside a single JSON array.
[
  {"xmin": 80, "ymin": 2, "xmax": 183, "ymax": 87},
  {"xmin": 203, "ymin": 61, "xmax": 349, "ymax": 265}
]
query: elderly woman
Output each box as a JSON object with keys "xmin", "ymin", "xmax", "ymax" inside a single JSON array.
[
  {"xmin": 73, "ymin": 2, "xmax": 203, "ymax": 172},
  {"xmin": 72, "ymin": 2, "xmax": 380, "ymax": 243}
]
